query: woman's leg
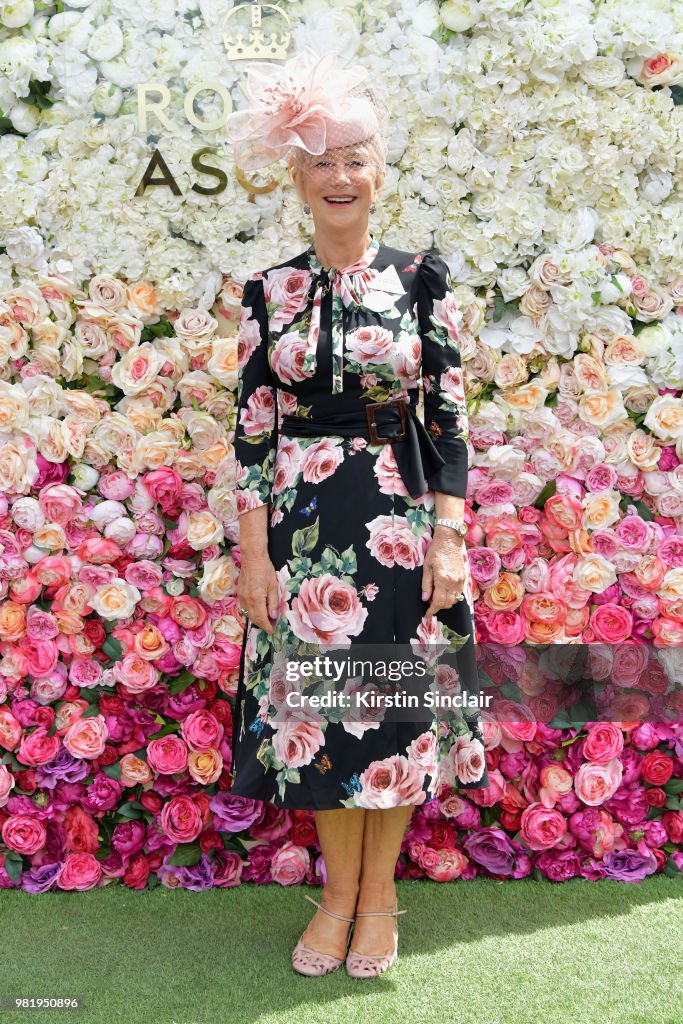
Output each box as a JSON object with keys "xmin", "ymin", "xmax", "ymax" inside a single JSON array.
[
  {"xmin": 351, "ymin": 805, "xmax": 414, "ymax": 955},
  {"xmin": 300, "ymin": 807, "xmax": 365, "ymax": 957}
]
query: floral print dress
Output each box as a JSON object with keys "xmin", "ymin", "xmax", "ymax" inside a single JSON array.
[{"xmin": 229, "ymin": 234, "xmax": 489, "ymax": 809}]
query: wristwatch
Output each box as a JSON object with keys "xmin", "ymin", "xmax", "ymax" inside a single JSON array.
[{"xmin": 435, "ymin": 517, "xmax": 468, "ymax": 537}]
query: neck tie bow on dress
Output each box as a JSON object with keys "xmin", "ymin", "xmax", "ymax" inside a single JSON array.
[{"xmin": 305, "ymin": 234, "xmax": 380, "ymax": 394}]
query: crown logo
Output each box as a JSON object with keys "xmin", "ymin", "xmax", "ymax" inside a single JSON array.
[{"xmin": 223, "ymin": 3, "xmax": 291, "ymax": 61}]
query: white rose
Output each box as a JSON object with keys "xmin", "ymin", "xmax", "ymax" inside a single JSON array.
[
  {"xmin": 186, "ymin": 510, "xmax": 224, "ymax": 551},
  {"xmin": 110, "ymin": 343, "xmax": 164, "ymax": 395},
  {"xmin": 70, "ymin": 464, "xmax": 100, "ymax": 490},
  {"xmin": 91, "ymin": 580, "xmax": 141, "ymax": 620},
  {"xmin": 104, "ymin": 516, "xmax": 137, "ymax": 546},
  {"xmin": 639, "ymin": 168, "xmax": 673, "ymax": 204},
  {"xmin": 578, "ymin": 56, "xmax": 625, "ymax": 89},
  {"xmin": 87, "ymin": 20, "xmax": 124, "ymax": 62},
  {"xmin": 440, "ymin": 0, "xmax": 481, "ymax": 32},
  {"xmin": 637, "ymin": 322, "xmax": 672, "ymax": 357},
  {"xmin": 10, "ymin": 496, "xmax": 44, "ymax": 531},
  {"xmin": 88, "ymin": 500, "xmax": 128, "ymax": 530}
]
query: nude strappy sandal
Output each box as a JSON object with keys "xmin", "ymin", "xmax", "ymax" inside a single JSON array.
[
  {"xmin": 291, "ymin": 893, "xmax": 356, "ymax": 977},
  {"xmin": 345, "ymin": 902, "xmax": 408, "ymax": 979}
]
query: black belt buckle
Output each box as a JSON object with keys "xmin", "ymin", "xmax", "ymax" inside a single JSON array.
[{"xmin": 366, "ymin": 397, "xmax": 408, "ymax": 445}]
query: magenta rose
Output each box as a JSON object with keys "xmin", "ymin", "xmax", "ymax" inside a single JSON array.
[
  {"xmin": 147, "ymin": 735, "xmax": 189, "ymax": 775},
  {"xmin": 181, "ymin": 710, "xmax": 223, "ymax": 753},
  {"xmin": 520, "ymin": 802, "xmax": 567, "ymax": 851},
  {"xmin": 356, "ymin": 755, "xmax": 426, "ymax": 808},
  {"xmin": 288, "ymin": 574, "xmax": 368, "ymax": 644}
]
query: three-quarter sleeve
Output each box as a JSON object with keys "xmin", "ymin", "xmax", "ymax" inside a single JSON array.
[
  {"xmin": 233, "ymin": 274, "xmax": 278, "ymax": 515},
  {"xmin": 416, "ymin": 252, "xmax": 469, "ymax": 499}
]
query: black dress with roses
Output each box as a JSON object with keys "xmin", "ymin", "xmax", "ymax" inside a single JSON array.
[{"xmin": 229, "ymin": 234, "xmax": 489, "ymax": 810}]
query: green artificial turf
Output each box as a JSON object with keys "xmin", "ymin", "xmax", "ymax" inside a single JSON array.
[{"xmin": 0, "ymin": 877, "xmax": 680, "ymax": 1024}]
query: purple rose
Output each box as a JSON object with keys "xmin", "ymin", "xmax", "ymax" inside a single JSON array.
[
  {"xmin": 21, "ymin": 862, "xmax": 62, "ymax": 894},
  {"xmin": 602, "ymin": 849, "xmax": 658, "ymax": 882},
  {"xmin": 463, "ymin": 828, "xmax": 517, "ymax": 876},
  {"xmin": 178, "ymin": 853, "xmax": 215, "ymax": 891},
  {"xmin": 209, "ymin": 792, "xmax": 264, "ymax": 833}
]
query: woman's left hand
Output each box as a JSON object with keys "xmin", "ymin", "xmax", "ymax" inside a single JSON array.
[{"xmin": 421, "ymin": 530, "xmax": 467, "ymax": 617}]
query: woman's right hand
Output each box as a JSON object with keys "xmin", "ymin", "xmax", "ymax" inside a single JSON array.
[{"xmin": 237, "ymin": 552, "xmax": 280, "ymax": 635}]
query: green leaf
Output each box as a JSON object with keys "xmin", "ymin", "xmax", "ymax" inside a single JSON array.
[
  {"xmin": 167, "ymin": 842, "xmax": 203, "ymax": 867},
  {"xmin": 167, "ymin": 670, "xmax": 196, "ymax": 695},
  {"xmin": 663, "ymin": 779, "xmax": 683, "ymax": 795},
  {"xmin": 116, "ymin": 801, "xmax": 146, "ymax": 819},
  {"xmin": 292, "ymin": 517, "xmax": 319, "ymax": 558},
  {"xmin": 663, "ymin": 858, "xmax": 681, "ymax": 878},
  {"xmin": 671, "ymin": 84, "xmax": 683, "ymax": 106},
  {"xmin": 100, "ymin": 761, "xmax": 122, "ymax": 781},
  {"xmin": 492, "ymin": 295, "xmax": 518, "ymax": 323},
  {"xmin": 4, "ymin": 851, "xmax": 23, "ymax": 883},
  {"xmin": 534, "ymin": 479, "xmax": 557, "ymax": 510},
  {"xmin": 102, "ymin": 636, "xmax": 123, "ymax": 662}
]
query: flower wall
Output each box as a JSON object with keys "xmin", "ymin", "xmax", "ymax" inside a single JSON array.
[{"xmin": 0, "ymin": 0, "xmax": 682, "ymax": 890}]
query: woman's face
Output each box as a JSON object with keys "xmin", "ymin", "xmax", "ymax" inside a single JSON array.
[{"xmin": 290, "ymin": 143, "xmax": 383, "ymax": 232}]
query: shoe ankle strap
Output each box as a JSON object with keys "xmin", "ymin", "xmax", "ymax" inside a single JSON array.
[
  {"xmin": 355, "ymin": 908, "xmax": 408, "ymax": 918},
  {"xmin": 304, "ymin": 893, "xmax": 355, "ymax": 923}
]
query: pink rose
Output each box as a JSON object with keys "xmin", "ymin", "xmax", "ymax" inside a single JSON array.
[
  {"xmin": 272, "ymin": 718, "xmax": 325, "ymax": 768},
  {"xmin": 301, "ymin": 438, "xmax": 344, "ymax": 483},
  {"xmin": 582, "ymin": 723, "xmax": 624, "ymax": 763},
  {"xmin": 610, "ymin": 644, "xmax": 649, "ymax": 689},
  {"xmin": 366, "ymin": 514, "xmax": 430, "ymax": 570},
  {"xmin": 273, "ymin": 439, "xmax": 303, "ymax": 495},
  {"xmin": 2, "ymin": 814, "xmax": 47, "ymax": 855},
  {"xmin": 439, "ymin": 366, "xmax": 466, "ymax": 403},
  {"xmin": 262, "ymin": 267, "xmax": 312, "ymax": 330},
  {"xmin": 424, "ymin": 848, "xmax": 468, "ymax": 882},
  {"xmin": 345, "ymin": 325, "xmax": 395, "ymax": 364},
  {"xmin": 38, "ymin": 483, "xmax": 82, "ymax": 526},
  {"xmin": 468, "ymin": 768, "xmax": 508, "ymax": 807},
  {"xmin": 147, "ymin": 735, "xmax": 189, "ymax": 775},
  {"xmin": 520, "ymin": 802, "xmax": 567, "ymax": 851},
  {"xmin": 407, "ymin": 731, "xmax": 439, "ymax": 772},
  {"xmin": 113, "ymin": 653, "xmax": 159, "ymax": 694},
  {"xmin": 159, "ymin": 794, "xmax": 203, "ymax": 843},
  {"xmin": 16, "ymin": 725, "xmax": 61, "ymax": 766},
  {"xmin": 181, "ymin": 710, "xmax": 224, "ymax": 753},
  {"xmin": 21, "ymin": 637, "xmax": 59, "ymax": 680},
  {"xmin": 539, "ymin": 764, "xmax": 573, "ymax": 808},
  {"xmin": 57, "ymin": 852, "xmax": 102, "ymax": 891},
  {"xmin": 239, "ymin": 385, "xmax": 276, "ymax": 436},
  {"xmin": 590, "ymin": 603, "xmax": 633, "ymax": 643},
  {"xmin": 391, "ymin": 334, "xmax": 421, "ymax": 383},
  {"xmin": 271, "ymin": 331, "xmax": 312, "ymax": 384},
  {"xmin": 373, "ymin": 446, "xmax": 410, "ymax": 496},
  {"xmin": 237, "ymin": 303, "xmax": 261, "ymax": 369},
  {"xmin": 63, "ymin": 715, "xmax": 108, "ymax": 760},
  {"xmin": 288, "ymin": 574, "xmax": 368, "ymax": 644},
  {"xmin": 356, "ymin": 755, "xmax": 426, "ymax": 808},
  {"xmin": 270, "ymin": 840, "xmax": 311, "ymax": 885},
  {"xmin": 495, "ymin": 700, "xmax": 537, "ymax": 743},
  {"xmin": 450, "ymin": 735, "xmax": 486, "ymax": 785},
  {"xmin": 574, "ymin": 758, "xmax": 623, "ymax": 806}
]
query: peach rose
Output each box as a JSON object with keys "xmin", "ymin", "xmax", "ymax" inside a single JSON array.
[
  {"xmin": 90, "ymin": 580, "xmax": 141, "ymax": 620},
  {"xmin": 188, "ymin": 748, "xmax": 223, "ymax": 785},
  {"xmin": 644, "ymin": 395, "xmax": 683, "ymax": 441},
  {"xmin": 63, "ymin": 715, "xmax": 108, "ymax": 759}
]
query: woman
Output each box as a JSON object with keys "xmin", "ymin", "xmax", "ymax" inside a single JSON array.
[{"xmin": 226, "ymin": 49, "xmax": 489, "ymax": 978}]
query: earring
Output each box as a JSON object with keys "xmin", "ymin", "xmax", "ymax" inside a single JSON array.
[
  {"xmin": 303, "ymin": 203, "xmax": 311, "ymax": 215},
  {"xmin": 370, "ymin": 202, "xmax": 377, "ymax": 213}
]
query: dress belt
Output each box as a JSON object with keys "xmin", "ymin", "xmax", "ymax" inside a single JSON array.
[{"xmin": 280, "ymin": 397, "xmax": 446, "ymax": 500}]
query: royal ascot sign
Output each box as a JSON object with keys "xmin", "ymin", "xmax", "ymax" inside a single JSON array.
[{"xmin": 134, "ymin": 3, "xmax": 291, "ymax": 198}]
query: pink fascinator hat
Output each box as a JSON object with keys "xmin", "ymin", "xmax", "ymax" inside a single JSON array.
[{"xmin": 226, "ymin": 47, "xmax": 381, "ymax": 171}]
